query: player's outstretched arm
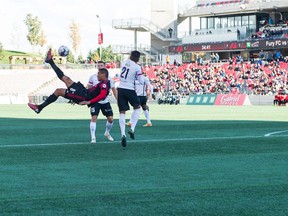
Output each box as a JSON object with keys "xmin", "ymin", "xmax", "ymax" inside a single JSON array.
[{"xmin": 79, "ymin": 89, "xmax": 109, "ymax": 105}]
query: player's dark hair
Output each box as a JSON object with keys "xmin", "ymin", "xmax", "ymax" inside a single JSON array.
[
  {"xmin": 130, "ymin": 50, "xmax": 140, "ymax": 63},
  {"xmin": 98, "ymin": 60, "xmax": 106, "ymax": 65},
  {"xmin": 99, "ymin": 68, "xmax": 109, "ymax": 78},
  {"xmin": 130, "ymin": 56, "xmax": 139, "ymax": 63}
]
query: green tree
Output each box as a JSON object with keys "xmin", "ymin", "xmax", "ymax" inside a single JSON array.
[
  {"xmin": 0, "ymin": 42, "xmax": 4, "ymax": 61},
  {"xmin": 68, "ymin": 20, "xmax": 81, "ymax": 55},
  {"xmin": 77, "ymin": 54, "xmax": 84, "ymax": 63},
  {"xmin": 87, "ymin": 46, "xmax": 120, "ymax": 64},
  {"xmin": 87, "ymin": 50, "xmax": 93, "ymax": 62},
  {"xmin": 101, "ymin": 45, "xmax": 122, "ymax": 65},
  {"xmin": 101, "ymin": 45, "xmax": 115, "ymax": 62},
  {"xmin": 67, "ymin": 51, "xmax": 75, "ymax": 63},
  {"xmin": 114, "ymin": 53, "xmax": 122, "ymax": 66},
  {"xmin": 23, "ymin": 13, "xmax": 42, "ymax": 51},
  {"xmin": 87, "ymin": 49, "xmax": 99, "ymax": 63},
  {"xmin": 38, "ymin": 30, "xmax": 47, "ymax": 54}
]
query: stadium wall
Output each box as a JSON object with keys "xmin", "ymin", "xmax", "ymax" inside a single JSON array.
[
  {"xmin": 0, "ymin": 69, "xmax": 275, "ymax": 105},
  {"xmin": 0, "ymin": 93, "xmax": 275, "ymax": 105},
  {"xmin": 0, "ymin": 68, "xmax": 120, "ymax": 105},
  {"xmin": 248, "ymin": 95, "xmax": 274, "ymax": 106}
]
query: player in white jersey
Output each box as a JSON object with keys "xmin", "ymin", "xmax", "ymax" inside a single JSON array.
[
  {"xmin": 87, "ymin": 61, "xmax": 117, "ymax": 143},
  {"xmin": 126, "ymin": 75, "xmax": 155, "ymax": 127},
  {"xmin": 117, "ymin": 50, "xmax": 144, "ymax": 147}
]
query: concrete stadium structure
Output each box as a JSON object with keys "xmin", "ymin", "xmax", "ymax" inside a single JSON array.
[
  {"xmin": 113, "ymin": 0, "xmax": 288, "ymax": 64},
  {"xmin": 173, "ymin": 0, "xmax": 288, "ymax": 62},
  {"xmin": 0, "ymin": 0, "xmax": 286, "ymax": 105},
  {"xmin": 0, "ymin": 68, "xmax": 119, "ymax": 105}
]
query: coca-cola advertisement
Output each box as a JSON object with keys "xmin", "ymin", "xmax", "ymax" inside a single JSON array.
[{"xmin": 214, "ymin": 94, "xmax": 247, "ymax": 106}]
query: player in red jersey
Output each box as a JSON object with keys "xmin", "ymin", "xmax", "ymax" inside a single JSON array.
[{"xmin": 28, "ymin": 49, "xmax": 110, "ymax": 114}]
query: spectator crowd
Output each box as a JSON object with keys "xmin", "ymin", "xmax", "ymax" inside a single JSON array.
[
  {"xmin": 142, "ymin": 58, "xmax": 288, "ymax": 99},
  {"xmin": 250, "ymin": 19, "xmax": 288, "ymax": 40},
  {"xmin": 274, "ymin": 89, "xmax": 288, "ymax": 106}
]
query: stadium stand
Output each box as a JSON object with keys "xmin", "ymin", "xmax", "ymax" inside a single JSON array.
[
  {"xmin": 143, "ymin": 60, "xmax": 288, "ymax": 98},
  {"xmin": 0, "ymin": 60, "xmax": 286, "ymax": 105}
]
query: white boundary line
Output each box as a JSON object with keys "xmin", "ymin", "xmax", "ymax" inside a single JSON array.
[
  {"xmin": 264, "ymin": 130, "xmax": 288, "ymax": 137},
  {"xmin": 1, "ymin": 134, "xmax": 288, "ymax": 148}
]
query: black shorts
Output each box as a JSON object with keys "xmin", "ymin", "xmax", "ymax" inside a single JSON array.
[
  {"xmin": 117, "ymin": 88, "xmax": 140, "ymax": 112},
  {"xmin": 65, "ymin": 82, "xmax": 87, "ymax": 104},
  {"xmin": 138, "ymin": 96, "xmax": 148, "ymax": 106},
  {"xmin": 90, "ymin": 102, "xmax": 113, "ymax": 117}
]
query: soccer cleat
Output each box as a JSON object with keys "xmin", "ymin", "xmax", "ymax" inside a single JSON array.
[
  {"xmin": 45, "ymin": 48, "xmax": 53, "ymax": 63},
  {"xmin": 104, "ymin": 132, "xmax": 114, "ymax": 142},
  {"xmin": 128, "ymin": 129, "xmax": 135, "ymax": 140},
  {"xmin": 125, "ymin": 122, "xmax": 131, "ymax": 126},
  {"xmin": 28, "ymin": 103, "xmax": 40, "ymax": 114},
  {"xmin": 90, "ymin": 138, "xmax": 96, "ymax": 144},
  {"xmin": 143, "ymin": 123, "xmax": 152, "ymax": 127},
  {"xmin": 121, "ymin": 135, "xmax": 127, "ymax": 147}
]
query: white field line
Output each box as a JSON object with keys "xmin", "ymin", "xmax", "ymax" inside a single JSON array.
[
  {"xmin": 264, "ymin": 130, "xmax": 288, "ymax": 137},
  {"xmin": 1, "ymin": 134, "xmax": 288, "ymax": 148}
]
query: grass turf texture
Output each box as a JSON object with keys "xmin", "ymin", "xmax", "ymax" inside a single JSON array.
[{"xmin": 0, "ymin": 104, "xmax": 288, "ymax": 215}]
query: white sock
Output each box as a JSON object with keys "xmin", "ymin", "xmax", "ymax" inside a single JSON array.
[
  {"xmin": 143, "ymin": 110, "xmax": 151, "ymax": 123},
  {"xmin": 105, "ymin": 121, "xmax": 113, "ymax": 134},
  {"xmin": 130, "ymin": 108, "xmax": 141, "ymax": 131},
  {"xmin": 119, "ymin": 114, "xmax": 126, "ymax": 136},
  {"xmin": 90, "ymin": 122, "xmax": 96, "ymax": 140}
]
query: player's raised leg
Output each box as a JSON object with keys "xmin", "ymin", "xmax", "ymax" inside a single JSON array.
[
  {"xmin": 45, "ymin": 48, "xmax": 74, "ymax": 88},
  {"xmin": 45, "ymin": 48, "xmax": 64, "ymax": 80}
]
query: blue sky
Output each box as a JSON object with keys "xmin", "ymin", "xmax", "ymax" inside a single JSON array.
[{"xmin": 0, "ymin": 0, "xmax": 150, "ymax": 57}]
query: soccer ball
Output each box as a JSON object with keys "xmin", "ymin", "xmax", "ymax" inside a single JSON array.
[{"xmin": 58, "ymin": 45, "xmax": 69, "ymax": 57}]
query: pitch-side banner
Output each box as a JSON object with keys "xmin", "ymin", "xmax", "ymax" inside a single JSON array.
[
  {"xmin": 214, "ymin": 94, "xmax": 251, "ymax": 106},
  {"xmin": 186, "ymin": 94, "xmax": 217, "ymax": 105}
]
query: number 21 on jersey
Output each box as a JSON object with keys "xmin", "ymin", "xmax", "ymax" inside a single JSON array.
[{"xmin": 120, "ymin": 67, "xmax": 129, "ymax": 79}]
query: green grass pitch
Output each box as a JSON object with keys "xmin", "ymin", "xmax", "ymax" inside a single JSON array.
[{"xmin": 0, "ymin": 104, "xmax": 288, "ymax": 215}]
